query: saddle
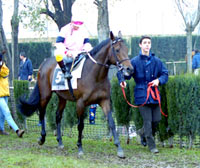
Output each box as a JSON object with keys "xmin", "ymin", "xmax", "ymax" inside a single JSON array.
[
  {"xmin": 52, "ymin": 53, "xmax": 87, "ymax": 91},
  {"xmin": 65, "ymin": 52, "xmax": 87, "ymax": 71}
]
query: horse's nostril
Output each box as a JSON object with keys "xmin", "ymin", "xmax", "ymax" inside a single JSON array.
[
  {"xmin": 128, "ymin": 67, "xmax": 134, "ymax": 75},
  {"xmin": 126, "ymin": 67, "xmax": 133, "ymax": 73}
]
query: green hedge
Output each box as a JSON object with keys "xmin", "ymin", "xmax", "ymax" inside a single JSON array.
[
  {"xmin": 13, "ymin": 80, "xmax": 30, "ymax": 128},
  {"xmin": 131, "ymin": 35, "xmax": 200, "ymax": 62},
  {"xmin": 111, "ymin": 74, "xmax": 200, "ymax": 148},
  {"xmin": 18, "ymin": 42, "xmax": 52, "ymax": 69},
  {"xmin": 111, "ymin": 77, "xmax": 132, "ymax": 128},
  {"xmin": 17, "ymin": 35, "xmax": 200, "ymax": 72},
  {"xmin": 46, "ymin": 93, "xmax": 88, "ymax": 133}
]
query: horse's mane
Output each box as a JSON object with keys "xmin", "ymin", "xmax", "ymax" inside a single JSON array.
[{"xmin": 89, "ymin": 39, "xmax": 110, "ymax": 56}]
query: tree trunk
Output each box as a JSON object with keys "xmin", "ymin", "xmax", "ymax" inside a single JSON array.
[
  {"xmin": 11, "ymin": 0, "xmax": 19, "ymax": 79},
  {"xmin": 44, "ymin": 0, "xmax": 75, "ymax": 30},
  {"xmin": 168, "ymin": 136, "xmax": 174, "ymax": 148},
  {"xmin": 179, "ymin": 136, "xmax": 183, "ymax": 148},
  {"xmin": 0, "ymin": 0, "xmax": 12, "ymax": 83},
  {"xmin": 186, "ymin": 30, "xmax": 193, "ymax": 73},
  {"xmin": 126, "ymin": 125, "xmax": 130, "ymax": 144},
  {"xmin": 188, "ymin": 134, "xmax": 193, "ymax": 149},
  {"xmin": 96, "ymin": 0, "xmax": 110, "ymax": 43}
]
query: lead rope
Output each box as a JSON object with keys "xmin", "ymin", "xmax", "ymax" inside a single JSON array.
[{"xmin": 121, "ymin": 82, "xmax": 167, "ymax": 117}]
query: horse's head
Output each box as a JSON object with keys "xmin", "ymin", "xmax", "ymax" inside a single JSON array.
[{"xmin": 109, "ymin": 31, "xmax": 134, "ymax": 76}]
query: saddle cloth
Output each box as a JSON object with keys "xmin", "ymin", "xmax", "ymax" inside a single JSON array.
[{"xmin": 52, "ymin": 57, "xmax": 86, "ymax": 91}]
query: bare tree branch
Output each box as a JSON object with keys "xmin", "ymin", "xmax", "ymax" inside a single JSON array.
[
  {"xmin": 193, "ymin": 0, "xmax": 200, "ymax": 27},
  {"xmin": 175, "ymin": 0, "xmax": 187, "ymax": 26}
]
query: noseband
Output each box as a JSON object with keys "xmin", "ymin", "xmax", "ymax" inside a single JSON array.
[{"xmin": 87, "ymin": 38, "xmax": 130, "ymax": 70}]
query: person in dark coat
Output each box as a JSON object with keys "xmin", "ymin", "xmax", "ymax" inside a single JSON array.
[
  {"xmin": 117, "ymin": 36, "xmax": 168, "ymax": 153},
  {"xmin": 192, "ymin": 50, "xmax": 200, "ymax": 75},
  {"xmin": 18, "ymin": 51, "xmax": 33, "ymax": 81}
]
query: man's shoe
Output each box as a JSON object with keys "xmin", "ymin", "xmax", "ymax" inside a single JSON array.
[
  {"xmin": 16, "ymin": 129, "xmax": 24, "ymax": 138},
  {"xmin": 138, "ymin": 128, "xmax": 147, "ymax": 147},
  {"xmin": 150, "ymin": 148, "xmax": 159, "ymax": 154},
  {"xmin": 141, "ymin": 136, "xmax": 147, "ymax": 147},
  {"xmin": 0, "ymin": 130, "xmax": 9, "ymax": 135}
]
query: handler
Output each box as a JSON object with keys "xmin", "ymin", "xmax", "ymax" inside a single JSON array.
[{"xmin": 117, "ymin": 36, "xmax": 168, "ymax": 153}]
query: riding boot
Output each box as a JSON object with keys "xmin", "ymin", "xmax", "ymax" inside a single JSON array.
[{"xmin": 57, "ymin": 60, "xmax": 72, "ymax": 79}]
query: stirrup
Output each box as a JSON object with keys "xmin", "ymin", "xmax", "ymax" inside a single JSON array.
[{"xmin": 64, "ymin": 72, "xmax": 72, "ymax": 79}]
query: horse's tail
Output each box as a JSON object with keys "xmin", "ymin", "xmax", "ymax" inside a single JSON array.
[{"xmin": 18, "ymin": 82, "xmax": 40, "ymax": 117}]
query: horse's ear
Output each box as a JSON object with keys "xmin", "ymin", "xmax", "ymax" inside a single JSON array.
[
  {"xmin": 118, "ymin": 31, "xmax": 122, "ymax": 38},
  {"xmin": 110, "ymin": 31, "xmax": 115, "ymax": 41}
]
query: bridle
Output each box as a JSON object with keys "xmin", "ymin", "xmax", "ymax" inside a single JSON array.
[
  {"xmin": 87, "ymin": 38, "xmax": 130, "ymax": 70},
  {"xmin": 111, "ymin": 38, "xmax": 130, "ymax": 70}
]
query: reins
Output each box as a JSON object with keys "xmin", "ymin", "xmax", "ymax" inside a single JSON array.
[
  {"xmin": 87, "ymin": 52, "xmax": 109, "ymax": 68},
  {"xmin": 121, "ymin": 82, "xmax": 167, "ymax": 117},
  {"xmin": 86, "ymin": 38, "xmax": 129, "ymax": 70}
]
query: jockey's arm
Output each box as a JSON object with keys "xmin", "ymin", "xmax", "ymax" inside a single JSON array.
[
  {"xmin": 82, "ymin": 38, "xmax": 93, "ymax": 52},
  {"xmin": 55, "ymin": 36, "xmax": 67, "ymax": 55}
]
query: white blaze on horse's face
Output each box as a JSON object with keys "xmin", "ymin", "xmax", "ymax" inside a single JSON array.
[
  {"xmin": 112, "ymin": 40, "xmax": 133, "ymax": 76},
  {"xmin": 114, "ymin": 41, "xmax": 129, "ymax": 65}
]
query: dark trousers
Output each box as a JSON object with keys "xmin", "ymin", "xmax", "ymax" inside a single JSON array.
[{"xmin": 139, "ymin": 104, "xmax": 161, "ymax": 150}]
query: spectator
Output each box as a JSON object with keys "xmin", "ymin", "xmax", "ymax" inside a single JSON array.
[
  {"xmin": 0, "ymin": 52, "xmax": 25, "ymax": 137},
  {"xmin": 192, "ymin": 50, "xmax": 200, "ymax": 75},
  {"xmin": 89, "ymin": 104, "xmax": 98, "ymax": 124},
  {"xmin": 18, "ymin": 51, "xmax": 33, "ymax": 81}
]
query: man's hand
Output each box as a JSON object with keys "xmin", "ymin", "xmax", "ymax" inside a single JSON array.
[
  {"xmin": 0, "ymin": 61, "xmax": 2, "ymax": 70},
  {"xmin": 66, "ymin": 52, "xmax": 73, "ymax": 58},
  {"xmin": 120, "ymin": 81, "xmax": 127, "ymax": 88},
  {"xmin": 149, "ymin": 79, "xmax": 159, "ymax": 86},
  {"xmin": 28, "ymin": 75, "xmax": 32, "ymax": 81}
]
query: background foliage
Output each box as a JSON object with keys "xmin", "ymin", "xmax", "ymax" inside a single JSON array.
[
  {"xmin": 15, "ymin": 35, "xmax": 200, "ymax": 74},
  {"xmin": 13, "ymin": 80, "xmax": 29, "ymax": 127}
]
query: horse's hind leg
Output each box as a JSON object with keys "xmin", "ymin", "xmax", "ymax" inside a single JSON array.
[
  {"xmin": 38, "ymin": 90, "xmax": 52, "ymax": 145},
  {"xmin": 100, "ymin": 99, "xmax": 124, "ymax": 158},
  {"xmin": 56, "ymin": 96, "xmax": 66, "ymax": 149},
  {"xmin": 38, "ymin": 107, "xmax": 46, "ymax": 145}
]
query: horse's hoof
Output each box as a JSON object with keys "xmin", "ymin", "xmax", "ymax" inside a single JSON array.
[
  {"xmin": 78, "ymin": 151, "xmax": 84, "ymax": 157},
  {"xmin": 117, "ymin": 150, "xmax": 125, "ymax": 159},
  {"xmin": 58, "ymin": 144, "xmax": 64, "ymax": 149},
  {"xmin": 38, "ymin": 139, "xmax": 44, "ymax": 145}
]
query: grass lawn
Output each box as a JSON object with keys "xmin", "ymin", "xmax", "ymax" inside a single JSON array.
[{"xmin": 0, "ymin": 131, "xmax": 200, "ymax": 168}]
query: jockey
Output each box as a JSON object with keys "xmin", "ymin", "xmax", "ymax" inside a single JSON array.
[{"xmin": 54, "ymin": 15, "xmax": 92, "ymax": 79}]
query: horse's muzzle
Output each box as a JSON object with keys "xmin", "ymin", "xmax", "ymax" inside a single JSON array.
[{"xmin": 123, "ymin": 66, "xmax": 134, "ymax": 76}]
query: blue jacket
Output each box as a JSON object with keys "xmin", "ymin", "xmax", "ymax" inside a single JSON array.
[
  {"xmin": 117, "ymin": 51, "xmax": 168, "ymax": 105},
  {"xmin": 18, "ymin": 58, "xmax": 33, "ymax": 80},
  {"xmin": 192, "ymin": 52, "xmax": 200, "ymax": 69}
]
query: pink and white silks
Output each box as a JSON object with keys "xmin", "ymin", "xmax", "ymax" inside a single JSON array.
[{"xmin": 55, "ymin": 23, "xmax": 92, "ymax": 59}]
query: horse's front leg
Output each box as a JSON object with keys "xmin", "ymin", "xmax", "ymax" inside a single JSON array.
[
  {"xmin": 100, "ymin": 99, "xmax": 124, "ymax": 158},
  {"xmin": 77, "ymin": 115, "xmax": 84, "ymax": 156}
]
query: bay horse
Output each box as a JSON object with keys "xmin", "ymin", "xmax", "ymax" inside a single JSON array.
[{"xmin": 19, "ymin": 31, "xmax": 134, "ymax": 158}]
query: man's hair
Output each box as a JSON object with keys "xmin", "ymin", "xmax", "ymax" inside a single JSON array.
[
  {"xmin": 20, "ymin": 51, "xmax": 26, "ymax": 57},
  {"xmin": 139, "ymin": 36, "xmax": 151, "ymax": 44}
]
